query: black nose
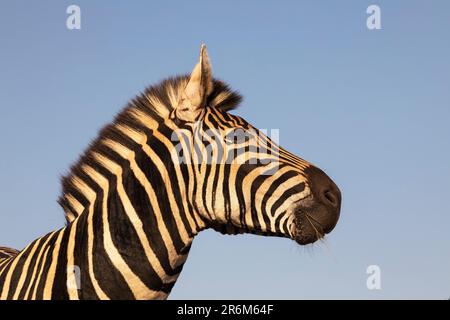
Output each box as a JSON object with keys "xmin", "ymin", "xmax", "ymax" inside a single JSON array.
[
  {"xmin": 305, "ymin": 166, "xmax": 341, "ymax": 232},
  {"xmin": 305, "ymin": 166, "xmax": 341, "ymax": 208}
]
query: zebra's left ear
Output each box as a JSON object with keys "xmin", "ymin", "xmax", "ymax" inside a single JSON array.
[{"xmin": 175, "ymin": 44, "xmax": 213, "ymax": 122}]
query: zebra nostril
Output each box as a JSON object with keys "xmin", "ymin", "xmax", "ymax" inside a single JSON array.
[
  {"xmin": 323, "ymin": 189, "xmax": 338, "ymax": 207},
  {"xmin": 305, "ymin": 166, "xmax": 341, "ymax": 210}
]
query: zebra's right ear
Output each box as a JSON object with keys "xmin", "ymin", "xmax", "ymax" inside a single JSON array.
[{"xmin": 175, "ymin": 44, "xmax": 213, "ymax": 122}]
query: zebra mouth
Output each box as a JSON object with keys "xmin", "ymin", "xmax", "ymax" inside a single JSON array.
[{"xmin": 293, "ymin": 207, "xmax": 326, "ymax": 245}]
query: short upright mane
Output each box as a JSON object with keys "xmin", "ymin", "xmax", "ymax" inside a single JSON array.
[{"xmin": 58, "ymin": 75, "xmax": 242, "ymax": 223}]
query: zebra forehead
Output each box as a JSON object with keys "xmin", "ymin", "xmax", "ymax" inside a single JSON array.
[{"xmin": 58, "ymin": 75, "xmax": 242, "ymax": 223}]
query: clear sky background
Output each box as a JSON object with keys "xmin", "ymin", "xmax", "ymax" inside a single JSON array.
[{"xmin": 0, "ymin": 1, "xmax": 449, "ymax": 299}]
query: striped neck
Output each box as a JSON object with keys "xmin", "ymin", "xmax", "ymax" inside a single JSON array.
[
  {"xmin": 60, "ymin": 120, "xmax": 211, "ymax": 298},
  {"xmin": 60, "ymin": 118, "xmax": 208, "ymax": 239}
]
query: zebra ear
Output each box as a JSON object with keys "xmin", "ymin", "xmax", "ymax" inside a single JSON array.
[{"xmin": 175, "ymin": 44, "xmax": 213, "ymax": 122}]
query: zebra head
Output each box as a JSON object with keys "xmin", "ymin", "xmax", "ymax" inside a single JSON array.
[{"xmin": 168, "ymin": 45, "xmax": 341, "ymax": 245}]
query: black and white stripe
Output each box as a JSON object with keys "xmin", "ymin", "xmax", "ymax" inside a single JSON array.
[{"xmin": 0, "ymin": 46, "xmax": 341, "ymax": 300}]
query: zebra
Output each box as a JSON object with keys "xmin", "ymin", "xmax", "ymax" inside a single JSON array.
[{"xmin": 0, "ymin": 45, "xmax": 341, "ymax": 300}]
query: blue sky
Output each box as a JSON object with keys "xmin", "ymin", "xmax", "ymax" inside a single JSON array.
[{"xmin": 0, "ymin": 1, "xmax": 449, "ymax": 299}]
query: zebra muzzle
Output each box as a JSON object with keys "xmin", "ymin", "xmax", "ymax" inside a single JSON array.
[{"xmin": 293, "ymin": 167, "xmax": 341, "ymax": 245}]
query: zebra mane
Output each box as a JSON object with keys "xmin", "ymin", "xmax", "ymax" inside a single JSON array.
[
  {"xmin": 0, "ymin": 247, "xmax": 19, "ymax": 261},
  {"xmin": 58, "ymin": 75, "xmax": 242, "ymax": 223}
]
